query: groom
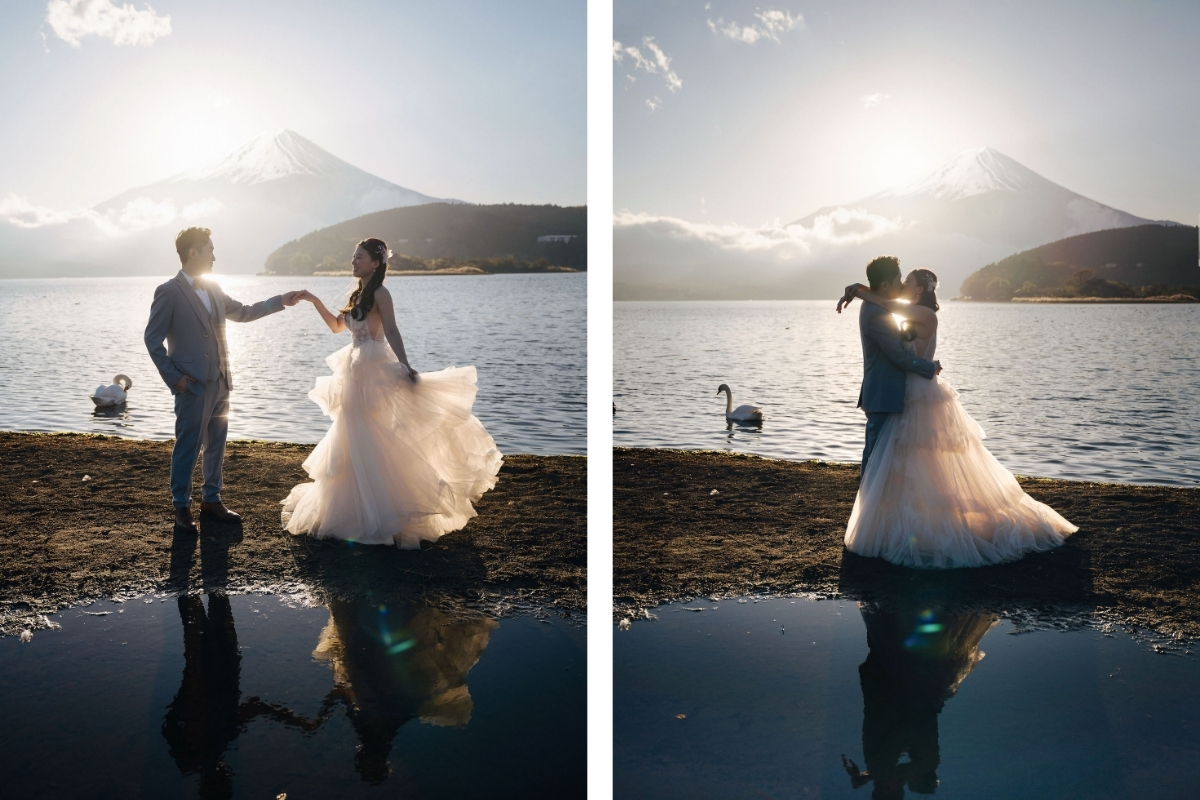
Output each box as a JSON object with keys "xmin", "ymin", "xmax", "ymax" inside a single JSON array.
[
  {"xmin": 145, "ymin": 227, "xmax": 303, "ymax": 532},
  {"xmin": 838, "ymin": 256, "xmax": 940, "ymax": 476}
]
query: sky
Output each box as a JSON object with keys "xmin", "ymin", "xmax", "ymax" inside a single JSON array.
[
  {"xmin": 0, "ymin": 0, "xmax": 585, "ymax": 211},
  {"xmin": 615, "ymin": 0, "xmax": 1199, "ymax": 228}
]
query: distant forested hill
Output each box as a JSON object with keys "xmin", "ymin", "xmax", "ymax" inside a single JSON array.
[
  {"xmin": 960, "ymin": 224, "xmax": 1199, "ymax": 300},
  {"xmin": 263, "ymin": 203, "xmax": 586, "ymax": 274}
]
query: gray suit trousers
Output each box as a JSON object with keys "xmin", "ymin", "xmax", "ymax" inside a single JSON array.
[
  {"xmin": 171, "ymin": 376, "xmax": 229, "ymax": 508},
  {"xmin": 862, "ymin": 411, "xmax": 895, "ymax": 478}
]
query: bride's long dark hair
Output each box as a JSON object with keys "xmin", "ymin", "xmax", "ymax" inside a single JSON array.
[
  {"xmin": 908, "ymin": 268, "xmax": 940, "ymax": 312},
  {"xmin": 342, "ymin": 238, "xmax": 389, "ymax": 320}
]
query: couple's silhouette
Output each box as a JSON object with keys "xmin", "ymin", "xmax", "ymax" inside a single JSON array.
[
  {"xmin": 839, "ymin": 255, "xmax": 1077, "ymax": 569},
  {"xmin": 164, "ymin": 522, "xmax": 495, "ymax": 797},
  {"xmin": 145, "ymin": 228, "xmax": 501, "ymax": 547}
]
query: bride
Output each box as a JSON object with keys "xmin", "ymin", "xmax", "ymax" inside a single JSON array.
[
  {"xmin": 840, "ymin": 269, "xmax": 1077, "ymax": 568},
  {"xmin": 281, "ymin": 238, "xmax": 502, "ymax": 548}
]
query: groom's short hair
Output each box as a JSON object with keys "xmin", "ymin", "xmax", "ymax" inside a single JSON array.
[
  {"xmin": 866, "ymin": 256, "xmax": 901, "ymax": 291},
  {"xmin": 175, "ymin": 227, "xmax": 212, "ymax": 265}
]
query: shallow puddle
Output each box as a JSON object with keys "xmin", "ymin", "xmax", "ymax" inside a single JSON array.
[
  {"xmin": 0, "ymin": 594, "xmax": 586, "ymax": 799},
  {"xmin": 615, "ymin": 596, "xmax": 1199, "ymax": 799}
]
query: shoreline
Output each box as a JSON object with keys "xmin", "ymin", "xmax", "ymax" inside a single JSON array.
[
  {"xmin": 273, "ymin": 267, "xmax": 581, "ymax": 277},
  {"xmin": 0, "ymin": 432, "xmax": 586, "ymax": 634},
  {"xmin": 949, "ymin": 295, "xmax": 1199, "ymax": 303},
  {"xmin": 615, "ymin": 447, "xmax": 1200, "ymax": 639}
]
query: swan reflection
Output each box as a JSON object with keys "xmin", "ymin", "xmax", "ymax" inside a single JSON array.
[{"xmin": 843, "ymin": 602, "xmax": 998, "ymax": 799}]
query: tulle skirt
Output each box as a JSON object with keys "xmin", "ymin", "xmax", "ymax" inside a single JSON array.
[
  {"xmin": 845, "ymin": 371, "xmax": 1077, "ymax": 568},
  {"xmin": 281, "ymin": 339, "xmax": 502, "ymax": 548}
]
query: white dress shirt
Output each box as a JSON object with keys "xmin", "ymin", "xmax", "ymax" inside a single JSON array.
[{"xmin": 179, "ymin": 270, "xmax": 213, "ymax": 315}]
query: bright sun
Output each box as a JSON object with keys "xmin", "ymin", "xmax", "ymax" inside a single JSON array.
[{"xmin": 868, "ymin": 140, "xmax": 935, "ymax": 189}]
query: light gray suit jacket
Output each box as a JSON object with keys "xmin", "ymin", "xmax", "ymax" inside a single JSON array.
[
  {"xmin": 857, "ymin": 301, "xmax": 937, "ymax": 413},
  {"xmin": 144, "ymin": 271, "xmax": 283, "ymax": 394}
]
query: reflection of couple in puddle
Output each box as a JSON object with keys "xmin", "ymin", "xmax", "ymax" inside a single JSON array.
[
  {"xmin": 165, "ymin": 528, "xmax": 495, "ymax": 795},
  {"xmin": 841, "ymin": 597, "xmax": 998, "ymax": 800}
]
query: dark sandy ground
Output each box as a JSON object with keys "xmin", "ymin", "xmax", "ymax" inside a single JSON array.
[
  {"xmin": 0, "ymin": 432, "xmax": 585, "ymax": 634},
  {"xmin": 615, "ymin": 448, "xmax": 1200, "ymax": 639}
]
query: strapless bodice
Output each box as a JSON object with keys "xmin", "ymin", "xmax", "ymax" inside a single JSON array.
[{"xmin": 347, "ymin": 313, "xmax": 385, "ymax": 345}]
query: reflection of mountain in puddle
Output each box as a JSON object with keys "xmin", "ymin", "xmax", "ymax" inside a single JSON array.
[
  {"xmin": 313, "ymin": 598, "xmax": 498, "ymax": 782},
  {"xmin": 844, "ymin": 602, "xmax": 998, "ymax": 799}
]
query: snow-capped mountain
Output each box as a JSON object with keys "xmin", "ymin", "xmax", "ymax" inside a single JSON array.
[
  {"xmin": 788, "ymin": 147, "xmax": 1177, "ymax": 292},
  {"xmin": 0, "ymin": 130, "xmax": 456, "ymax": 276},
  {"xmin": 613, "ymin": 147, "xmax": 1180, "ymax": 301}
]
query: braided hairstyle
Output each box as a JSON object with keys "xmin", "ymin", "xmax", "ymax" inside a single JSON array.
[
  {"xmin": 907, "ymin": 268, "xmax": 940, "ymax": 312},
  {"xmin": 342, "ymin": 238, "xmax": 389, "ymax": 320}
]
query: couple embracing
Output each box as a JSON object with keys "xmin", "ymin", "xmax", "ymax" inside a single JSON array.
[
  {"xmin": 144, "ymin": 227, "xmax": 501, "ymax": 546},
  {"xmin": 838, "ymin": 255, "xmax": 1076, "ymax": 569}
]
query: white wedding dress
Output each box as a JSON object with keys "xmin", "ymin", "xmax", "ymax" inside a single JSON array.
[
  {"xmin": 845, "ymin": 329, "xmax": 1077, "ymax": 568},
  {"xmin": 282, "ymin": 312, "xmax": 502, "ymax": 548}
]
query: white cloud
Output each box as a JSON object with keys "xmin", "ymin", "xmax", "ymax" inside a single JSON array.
[
  {"xmin": 707, "ymin": 8, "xmax": 803, "ymax": 44},
  {"xmin": 646, "ymin": 96, "xmax": 662, "ymax": 112},
  {"xmin": 614, "ymin": 206, "xmax": 904, "ymax": 252},
  {"xmin": 860, "ymin": 93, "xmax": 891, "ymax": 109},
  {"xmin": 613, "ymin": 37, "xmax": 682, "ymax": 93},
  {"xmin": 0, "ymin": 193, "xmax": 105, "ymax": 230},
  {"xmin": 0, "ymin": 193, "xmax": 221, "ymax": 236},
  {"xmin": 46, "ymin": 0, "xmax": 171, "ymax": 48},
  {"xmin": 181, "ymin": 198, "xmax": 224, "ymax": 220}
]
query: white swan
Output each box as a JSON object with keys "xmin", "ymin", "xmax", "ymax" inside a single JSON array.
[
  {"xmin": 716, "ymin": 383, "xmax": 763, "ymax": 423},
  {"xmin": 90, "ymin": 374, "xmax": 132, "ymax": 407}
]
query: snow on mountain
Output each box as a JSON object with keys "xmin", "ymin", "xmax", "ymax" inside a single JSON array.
[
  {"xmin": 1, "ymin": 130, "xmax": 457, "ymax": 276},
  {"xmin": 179, "ymin": 129, "xmax": 352, "ymax": 185},
  {"xmin": 788, "ymin": 147, "xmax": 1177, "ymax": 292},
  {"xmin": 872, "ymin": 147, "xmax": 1057, "ymax": 201}
]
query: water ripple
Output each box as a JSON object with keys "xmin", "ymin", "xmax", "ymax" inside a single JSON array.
[
  {"xmin": 614, "ymin": 301, "xmax": 1200, "ymax": 486},
  {"xmin": 1, "ymin": 274, "xmax": 585, "ymax": 455}
]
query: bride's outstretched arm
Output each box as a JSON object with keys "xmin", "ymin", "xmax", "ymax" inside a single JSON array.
[
  {"xmin": 298, "ymin": 290, "xmax": 346, "ymax": 333},
  {"xmin": 372, "ymin": 287, "xmax": 418, "ymax": 382}
]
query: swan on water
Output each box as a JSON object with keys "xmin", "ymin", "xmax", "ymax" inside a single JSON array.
[
  {"xmin": 91, "ymin": 374, "xmax": 132, "ymax": 407},
  {"xmin": 716, "ymin": 383, "xmax": 763, "ymax": 423}
]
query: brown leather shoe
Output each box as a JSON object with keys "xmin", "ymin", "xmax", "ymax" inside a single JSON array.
[
  {"xmin": 174, "ymin": 506, "xmax": 197, "ymax": 532},
  {"xmin": 199, "ymin": 501, "xmax": 242, "ymax": 523}
]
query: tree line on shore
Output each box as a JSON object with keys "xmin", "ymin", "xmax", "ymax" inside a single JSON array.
[
  {"xmin": 262, "ymin": 203, "xmax": 587, "ymax": 276},
  {"xmin": 959, "ymin": 224, "xmax": 1198, "ymax": 300}
]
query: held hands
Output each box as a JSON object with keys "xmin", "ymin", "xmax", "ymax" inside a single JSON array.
[{"xmin": 281, "ymin": 290, "xmax": 303, "ymax": 307}]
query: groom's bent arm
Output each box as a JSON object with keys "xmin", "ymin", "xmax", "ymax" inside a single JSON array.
[
  {"xmin": 223, "ymin": 292, "xmax": 284, "ymax": 323},
  {"xmin": 144, "ymin": 283, "xmax": 186, "ymax": 389},
  {"xmin": 865, "ymin": 315, "xmax": 937, "ymax": 379}
]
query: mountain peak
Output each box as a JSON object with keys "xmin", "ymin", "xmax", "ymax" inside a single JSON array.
[
  {"xmin": 180, "ymin": 129, "xmax": 351, "ymax": 185},
  {"xmin": 876, "ymin": 147, "xmax": 1059, "ymax": 201}
]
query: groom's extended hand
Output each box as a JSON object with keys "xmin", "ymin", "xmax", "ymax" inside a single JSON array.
[{"xmin": 281, "ymin": 291, "xmax": 303, "ymax": 307}]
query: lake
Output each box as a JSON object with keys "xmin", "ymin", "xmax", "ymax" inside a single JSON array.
[
  {"xmin": 0, "ymin": 594, "xmax": 586, "ymax": 799},
  {"xmin": 615, "ymin": 596, "xmax": 1199, "ymax": 799},
  {"xmin": 614, "ymin": 301, "xmax": 1200, "ymax": 486},
  {"xmin": 0, "ymin": 273, "xmax": 585, "ymax": 454}
]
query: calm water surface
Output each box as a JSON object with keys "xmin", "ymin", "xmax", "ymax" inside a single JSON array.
[
  {"xmin": 0, "ymin": 594, "xmax": 585, "ymax": 799},
  {"xmin": 0, "ymin": 273, "xmax": 585, "ymax": 454},
  {"xmin": 615, "ymin": 597, "xmax": 1199, "ymax": 799},
  {"xmin": 614, "ymin": 301, "xmax": 1200, "ymax": 485}
]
